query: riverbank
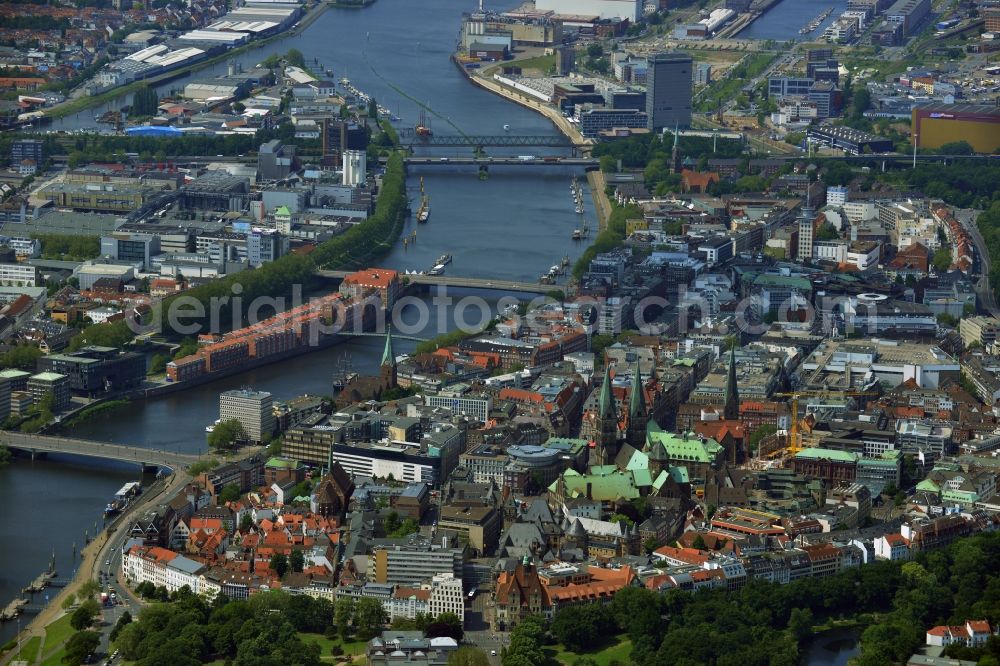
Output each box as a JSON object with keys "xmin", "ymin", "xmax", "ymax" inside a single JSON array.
[
  {"xmin": 457, "ymin": 57, "xmax": 590, "ymax": 150},
  {"xmin": 42, "ymin": 1, "xmax": 330, "ymax": 121},
  {"xmin": 0, "ymin": 471, "xmax": 183, "ymax": 666}
]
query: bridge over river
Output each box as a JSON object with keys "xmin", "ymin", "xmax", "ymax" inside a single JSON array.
[{"xmin": 0, "ymin": 432, "xmax": 202, "ymax": 472}]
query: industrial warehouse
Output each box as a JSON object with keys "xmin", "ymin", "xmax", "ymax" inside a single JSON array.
[{"xmin": 912, "ymin": 103, "xmax": 1000, "ymax": 153}]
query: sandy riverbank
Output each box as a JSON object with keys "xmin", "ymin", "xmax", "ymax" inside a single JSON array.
[{"xmin": 459, "ymin": 62, "xmax": 609, "ymax": 231}]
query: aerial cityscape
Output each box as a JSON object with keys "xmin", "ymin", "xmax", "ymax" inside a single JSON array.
[{"xmin": 0, "ymin": 0, "xmax": 999, "ymax": 663}]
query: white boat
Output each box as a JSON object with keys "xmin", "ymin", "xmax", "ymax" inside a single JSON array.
[
  {"xmin": 503, "ymin": 124, "xmax": 511, "ymax": 130},
  {"xmin": 429, "ymin": 264, "xmax": 446, "ymax": 275}
]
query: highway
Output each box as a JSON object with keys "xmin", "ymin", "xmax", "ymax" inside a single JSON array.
[{"xmin": 0, "ymin": 432, "xmax": 203, "ymax": 471}]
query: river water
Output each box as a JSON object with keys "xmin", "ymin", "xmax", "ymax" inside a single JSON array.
[
  {"xmin": 2, "ymin": 0, "xmax": 597, "ymax": 639},
  {"xmin": 739, "ymin": 0, "xmax": 850, "ymax": 41}
]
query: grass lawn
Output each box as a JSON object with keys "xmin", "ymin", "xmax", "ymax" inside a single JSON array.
[
  {"xmin": 547, "ymin": 635, "xmax": 633, "ymax": 666},
  {"xmin": 13, "ymin": 635, "xmax": 41, "ymax": 663},
  {"xmin": 298, "ymin": 634, "xmax": 367, "ymax": 663},
  {"xmin": 40, "ymin": 647, "xmax": 66, "ymax": 666},
  {"xmin": 43, "ymin": 614, "xmax": 75, "ymax": 651},
  {"xmin": 509, "ymin": 53, "xmax": 555, "ymax": 73}
]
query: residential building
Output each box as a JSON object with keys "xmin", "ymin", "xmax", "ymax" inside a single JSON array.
[{"xmin": 27, "ymin": 372, "xmax": 70, "ymax": 411}]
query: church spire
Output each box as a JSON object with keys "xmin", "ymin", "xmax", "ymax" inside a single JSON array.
[
  {"xmin": 724, "ymin": 344, "xmax": 739, "ymax": 420},
  {"xmin": 598, "ymin": 362, "xmax": 616, "ymax": 420},
  {"xmin": 381, "ymin": 325, "xmax": 395, "ymax": 368},
  {"xmin": 629, "ymin": 361, "xmax": 645, "ymax": 417}
]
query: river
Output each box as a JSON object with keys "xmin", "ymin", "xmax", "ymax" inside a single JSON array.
[
  {"xmin": 739, "ymin": 0, "xmax": 850, "ymax": 42},
  {"xmin": 2, "ymin": 0, "xmax": 593, "ymax": 640}
]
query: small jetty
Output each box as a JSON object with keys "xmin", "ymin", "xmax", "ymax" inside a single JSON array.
[
  {"xmin": 21, "ymin": 571, "xmax": 56, "ymax": 595},
  {"xmin": 0, "ymin": 598, "xmax": 27, "ymax": 621}
]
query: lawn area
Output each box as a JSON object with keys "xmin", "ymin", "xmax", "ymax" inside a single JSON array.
[
  {"xmin": 13, "ymin": 635, "xmax": 41, "ymax": 663},
  {"xmin": 40, "ymin": 646, "xmax": 66, "ymax": 666},
  {"xmin": 298, "ymin": 634, "xmax": 367, "ymax": 663},
  {"xmin": 509, "ymin": 53, "xmax": 555, "ymax": 74},
  {"xmin": 44, "ymin": 614, "xmax": 75, "ymax": 651},
  {"xmin": 547, "ymin": 635, "xmax": 632, "ymax": 666}
]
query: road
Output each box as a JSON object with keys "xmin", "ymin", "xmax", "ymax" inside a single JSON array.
[
  {"xmin": 956, "ymin": 208, "xmax": 999, "ymax": 318},
  {"xmin": 1, "ymin": 471, "xmax": 188, "ymax": 666},
  {"xmin": 464, "ymin": 591, "xmax": 506, "ymax": 666}
]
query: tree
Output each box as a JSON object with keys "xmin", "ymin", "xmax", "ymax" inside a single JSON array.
[
  {"xmin": 148, "ymin": 353, "xmax": 168, "ymax": 375},
  {"xmin": 289, "ymin": 548, "xmax": 305, "ymax": 573},
  {"xmin": 787, "ymin": 607, "xmax": 813, "ymax": 642},
  {"xmin": 448, "ymin": 646, "xmax": 490, "ymax": 666},
  {"xmin": 62, "ymin": 631, "xmax": 100, "ymax": 666},
  {"xmin": 586, "ymin": 43, "xmax": 604, "ymax": 58},
  {"xmin": 109, "ymin": 610, "xmax": 132, "ymax": 643},
  {"xmin": 335, "ymin": 597, "xmax": 355, "ymax": 638},
  {"xmin": 285, "ymin": 48, "xmax": 305, "ymax": 69},
  {"xmin": 240, "ymin": 513, "xmax": 254, "ymax": 531},
  {"xmin": 692, "ymin": 534, "xmax": 708, "ymax": 550},
  {"xmin": 354, "ymin": 597, "xmax": 388, "ymax": 640},
  {"xmin": 426, "ymin": 612, "xmax": 464, "ymax": 641},
  {"xmin": 70, "ymin": 599, "xmax": 98, "ymax": 630},
  {"xmin": 208, "ymin": 418, "xmax": 244, "ymax": 451},
  {"xmin": 218, "ymin": 483, "xmax": 241, "ymax": 504},
  {"xmin": 939, "ymin": 140, "xmax": 974, "ymax": 156},
  {"xmin": 932, "ymin": 247, "xmax": 952, "ymax": 273},
  {"xmin": 270, "ymin": 552, "xmax": 289, "ymax": 578},
  {"xmin": 815, "ymin": 222, "xmax": 840, "ymax": 241},
  {"xmin": 131, "ymin": 85, "xmax": 159, "ymax": 117},
  {"xmin": 747, "ymin": 424, "xmax": 777, "ymax": 454}
]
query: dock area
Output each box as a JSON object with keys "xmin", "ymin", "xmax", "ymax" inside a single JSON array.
[
  {"xmin": 21, "ymin": 571, "xmax": 56, "ymax": 595},
  {"xmin": 0, "ymin": 598, "xmax": 27, "ymax": 622}
]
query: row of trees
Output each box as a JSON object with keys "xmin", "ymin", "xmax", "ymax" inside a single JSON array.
[
  {"xmin": 503, "ymin": 531, "xmax": 1000, "ymax": 666},
  {"xmin": 35, "ymin": 234, "xmax": 101, "ymax": 261}
]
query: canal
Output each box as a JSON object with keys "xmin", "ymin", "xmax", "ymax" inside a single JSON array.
[
  {"xmin": 2, "ymin": 0, "xmax": 593, "ymax": 639},
  {"xmin": 739, "ymin": 0, "xmax": 850, "ymax": 41}
]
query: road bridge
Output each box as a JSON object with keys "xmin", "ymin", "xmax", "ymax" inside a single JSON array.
[
  {"xmin": 317, "ymin": 270, "xmax": 553, "ymax": 294},
  {"xmin": 0, "ymin": 432, "xmax": 202, "ymax": 472},
  {"xmin": 403, "ymin": 156, "xmax": 598, "ymax": 167},
  {"xmin": 397, "ymin": 130, "xmax": 578, "ymax": 148}
]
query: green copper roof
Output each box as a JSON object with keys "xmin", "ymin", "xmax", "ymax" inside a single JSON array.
[
  {"xmin": 549, "ymin": 467, "xmax": 642, "ymax": 502},
  {"xmin": 793, "ymin": 447, "xmax": 859, "ymax": 463},
  {"xmin": 275, "ymin": 205, "xmax": 291, "ymax": 216},
  {"xmin": 629, "ymin": 361, "xmax": 645, "ymax": 417},
  {"xmin": 598, "ymin": 363, "xmax": 616, "ymax": 420},
  {"xmin": 382, "ymin": 325, "xmax": 395, "ymax": 367},
  {"xmin": 916, "ymin": 478, "xmax": 940, "ymax": 493},
  {"xmin": 646, "ymin": 431, "xmax": 723, "ymax": 464}
]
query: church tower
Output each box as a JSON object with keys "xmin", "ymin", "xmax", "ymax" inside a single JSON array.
[
  {"xmin": 587, "ymin": 364, "xmax": 620, "ymax": 467},
  {"xmin": 626, "ymin": 361, "xmax": 648, "ymax": 447},
  {"xmin": 723, "ymin": 344, "xmax": 739, "ymax": 421},
  {"xmin": 380, "ymin": 325, "xmax": 397, "ymax": 390}
]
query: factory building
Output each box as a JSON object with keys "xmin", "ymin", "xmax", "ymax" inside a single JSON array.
[{"xmin": 912, "ymin": 104, "xmax": 1000, "ymax": 154}]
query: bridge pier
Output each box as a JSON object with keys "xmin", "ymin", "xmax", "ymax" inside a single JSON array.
[
  {"xmin": 29, "ymin": 450, "xmax": 47, "ymax": 461},
  {"xmin": 140, "ymin": 463, "xmax": 159, "ymax": 475}
]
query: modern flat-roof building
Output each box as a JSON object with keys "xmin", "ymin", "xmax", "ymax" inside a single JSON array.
[
  {"xmin": 27, "ymin": 371, "xmax": 71, "ymax": 412},
  {"xmin": 219, "ymin": 389, "xmax": 275, "ymax": 444},
  {"xmin": 37, "ymin": 346, "xmax": 146, "ymax": 396},
  {"xmin": 646, "ymin": 52, "xmax": 693, "ymax": 131}
]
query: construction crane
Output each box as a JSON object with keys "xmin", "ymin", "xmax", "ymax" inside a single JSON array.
[{"xmin": 769, "ymin": 389, "xmax": 880, "ymax": 457}]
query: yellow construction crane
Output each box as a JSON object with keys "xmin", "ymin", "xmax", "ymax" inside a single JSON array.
[{"xmin": 770, "ymin": 389, "xmax": 880, "ymax": 457}]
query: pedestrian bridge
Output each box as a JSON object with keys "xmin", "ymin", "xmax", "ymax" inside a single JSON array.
[
  {"xmin": 0, "ymin": 432, "xmax": 202, "ymax": 471},
  {"xmin": 317, "ymin": 270, "xmax": 554, "ymax": 294}
]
